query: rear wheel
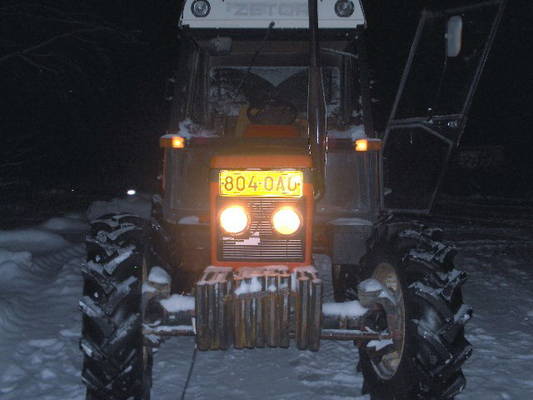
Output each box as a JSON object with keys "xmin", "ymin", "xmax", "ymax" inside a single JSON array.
[
  {"xmin": 359, "ymin": 225, "xmax": 472, "ymax": 400},
  {"xmin": 80, "ymin": 214, "xmax": 152, "ymax": 400}
]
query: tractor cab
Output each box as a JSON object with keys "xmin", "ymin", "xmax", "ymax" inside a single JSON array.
[{"xmin": 161, "ymin": 0, "xmax": 380, "ymax": 235}]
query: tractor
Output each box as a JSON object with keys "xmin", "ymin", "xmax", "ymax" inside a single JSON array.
[{"xmin": 79, "ymin": 0, "xmax": 506, "ymax": 399}]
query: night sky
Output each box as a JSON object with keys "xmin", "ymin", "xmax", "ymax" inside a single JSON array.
[{"xmin": 1, "ymin": 0, "xmax": 531, "ymax": 223}]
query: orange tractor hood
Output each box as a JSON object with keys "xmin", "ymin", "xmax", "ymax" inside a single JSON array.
[{"xmin": 211, "ymin": 153, "xmax": 312, "ymax": 169}]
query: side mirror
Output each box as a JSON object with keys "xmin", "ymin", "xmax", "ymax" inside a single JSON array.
[{"xmin": 446, "ymin": 15, "xmax": 463, "ymax": 57}]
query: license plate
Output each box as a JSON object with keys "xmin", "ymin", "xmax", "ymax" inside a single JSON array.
[{"xmin": 219, "ymin": 170, "xmax": 303, "ymax": 197}]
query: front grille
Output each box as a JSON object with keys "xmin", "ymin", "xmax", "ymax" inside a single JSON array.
[{"xmin": 219, "ymin": 197, "xmax": 305, "ymax": 262}]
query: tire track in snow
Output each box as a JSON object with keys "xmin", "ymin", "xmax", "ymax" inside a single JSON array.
[
  {"xmin": 2, "ymin": 212, "xmax": 532, "ymax": 400},
  {"xmin": 151, "ymin": 254, "xmax": 367, "ymax": 400},
  {"xmin": 456, "ymin": 243, "xmax": 533, "ymax": 400},
  {"xmin": 0, "ymin": 243, "xmax": 85, "ymax": 399},
  {"xmin": 153, "ymin": 337, "xmax": 365, "ymax": 400}
]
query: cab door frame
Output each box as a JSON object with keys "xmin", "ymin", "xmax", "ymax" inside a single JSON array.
[{"xmin": 382, "ymin": 0, "xmax": 507, "ymax": 214}]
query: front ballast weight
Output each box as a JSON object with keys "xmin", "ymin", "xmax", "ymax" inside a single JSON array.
[{"xmin": 143, "ymin": 265, "xmax": 397, "ymax": 351}]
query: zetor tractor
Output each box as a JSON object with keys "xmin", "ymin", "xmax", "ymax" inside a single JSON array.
[{"xmin": 80, "ymin": 1, "xmax": 505, "ymax": 399}]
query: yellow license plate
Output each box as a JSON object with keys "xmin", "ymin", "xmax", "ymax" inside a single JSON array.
[{"xmin": 219, "ymin": 170, "xmax": 303, "ymax": 197}]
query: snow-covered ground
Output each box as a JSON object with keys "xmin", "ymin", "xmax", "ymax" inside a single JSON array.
[{"xmin": 1, "ymin": 197, "xmax": 533, "ymax": 400}]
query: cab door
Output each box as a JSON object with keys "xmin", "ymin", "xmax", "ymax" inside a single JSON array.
[{"xmin": 382, "ymin": 0, "xmax": 506, "ymax": 213}]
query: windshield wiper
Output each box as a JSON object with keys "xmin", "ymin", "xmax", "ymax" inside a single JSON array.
[{"xmin": 234, "ymin": 21, "xmax": 276, "ymax": 96}]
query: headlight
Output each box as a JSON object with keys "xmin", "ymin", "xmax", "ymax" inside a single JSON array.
[
  {"xmin": 191, "ymin": 0, "xmax": 211, "ymax": 18},
  {"xmin": 220, "ymin": 205, "xmax": 249, "ymax": 234},
  {"xmin": 334, "ymin": 0, "xmax": 355, "ymax": 18},
  {"xmin": 272, "ymin": 207, "xmax": 302, "ymax": 236}
]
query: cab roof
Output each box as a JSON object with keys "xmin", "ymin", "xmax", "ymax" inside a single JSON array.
[{"xmin": 181, "ymin": 0, "xmax": 366, "ymax": 30}]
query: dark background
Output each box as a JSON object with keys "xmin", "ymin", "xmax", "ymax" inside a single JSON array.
[{"xmin": 0, "ymin": 0, "xmax": 531, "ymax": 225}]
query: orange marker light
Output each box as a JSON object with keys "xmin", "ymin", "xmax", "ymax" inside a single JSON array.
[
  {"xmin": 160, "ymin": 135, "xmax": 186, "ymax": 149},
  {"xmin": 171, "ymin": 136, "xmax": 185, "ymax": 149},
  {"xmin": 354, "ymin": 138, "xmax": 383, "ymax": 152},
  {"xmin": 355, "ymin": 139, "xmax": 368, "ymax": 152}
]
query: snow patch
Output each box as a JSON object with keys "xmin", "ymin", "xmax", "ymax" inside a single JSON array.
[
  {"xmin": 358, "ymin": 279, "xmax": 383, "ymax": 292},
  {"xmin": 328, "ymin": 217, "xmax": 373, "ymax": 226},
  {"xmin": 235, "ymin": 276, "xmax": 263, "ymax": 295},
  {"xmin": 328, "ymin": 125, "xmax": 366, "ymax": 140},
  {"xmin": 290, "ymin": 265, "xmax": 318, "ymax": 291},
  {"xmin": 0, "ymin": 249, "xmax": 32, "ymax": 268},
  {"xmin": 323, "ymin": 301, "xmax": 368, "ymax": 318},
  {"xmin": 104, "ymin": 224, "xmax": 138, "ymax": 241},
  {"xmin": 59, "ymin": 328, "xmax": 79, "ymax": 338},
  {"xmin": 102, "ymin": 246, "xmax": 134, "ymax": 274},
  {"xmin": 168, "ymin": 119, "xmax": 217, "ymax": 139},
  {"xmin": 178, "ymin": 216, "xmax": 200, "ymax": 225},
  {"xmin": 160, "ymin": 295, "xmax": 195, "ymax": 313},
  {"xmin": 366, "ymin": 339, "xmax": 393, "ymax": 351},
  {"xmin": 148, "ymin": 266, "xmax": 171, "ymax": 285},
  {"xmin": 147, "ymin": 324, "xmax": 195, "ymax": 334},
  {"xmin": 40, "ymin": 216, "xmax": 88, "ymax": 232},
  {"xmin": 0, "ymin": 229, "xmax": 68, "ymax": 253},
  {"xmin": 28, "ymin": 338, "xmax": 59, "ymax": 348},
  {"xmin": 378, "ymin": 288, "xmax": 396, "ymax": 304},
  {"xmin": 40, "ymin": 368, "xmax": 57, "ymax": 380},
  {"xmin": 142, "ymin": 282, "xmax": 157, "ymax": 294},
  {"xmin": 87, "ymin": 195, "xmax": 151, "ymax": 220},
  {"xmin": 410, "ymin": 281, "xmax": 442, "ymax": 298}
]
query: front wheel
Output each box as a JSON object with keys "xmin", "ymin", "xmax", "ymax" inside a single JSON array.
[
  {"xmin": 80, "ymin": 214, "xmax": 152, "ymax": 400},
  {"xmin": 358, "ymin": 226, "xmax": 473, "ymax": 400}
]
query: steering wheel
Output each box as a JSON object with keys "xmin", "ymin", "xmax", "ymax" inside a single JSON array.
[{"xmin": 246, "ymin": 98, "xmax": 298, "ymax": 125}]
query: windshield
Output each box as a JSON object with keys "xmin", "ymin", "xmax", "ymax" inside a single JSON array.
[
  {"xmin": 174, "ymin": 41, "xmax": 362, "ymax": 136},
  {"xmin": 209, "ymin": 65, "xmax": 341, "ymax": 119}
]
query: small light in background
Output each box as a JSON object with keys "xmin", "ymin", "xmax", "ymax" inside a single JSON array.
[{"xmin": 127, "ymin": 189, "xmax": 136, "ymax": 196}]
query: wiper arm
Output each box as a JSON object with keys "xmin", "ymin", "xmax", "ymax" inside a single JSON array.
[{"xmin": 235, "ymin": 21, "xmax": 275, "ymax": 96}]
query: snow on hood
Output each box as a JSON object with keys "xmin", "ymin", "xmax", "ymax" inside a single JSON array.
[
  {"xmin": 162, "ymin": 119, "xmax": 218, "ymax": 139},
  {"xmin": 328, "ymin": 124, "xmax": 366, "ymax": 140}
]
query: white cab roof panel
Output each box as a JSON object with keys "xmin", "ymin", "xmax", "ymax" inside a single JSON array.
[{"xmin": 181, "ymin": 0, "xmax": 365, "ymax": 29}]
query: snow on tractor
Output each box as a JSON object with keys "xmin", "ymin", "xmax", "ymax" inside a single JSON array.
[{"xmin": 79, "ymin": 1, "xmax": 505, "ymax": 399}]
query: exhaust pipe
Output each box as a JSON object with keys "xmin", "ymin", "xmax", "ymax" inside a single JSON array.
[{"xmin": 307, "ymin": 0, "xmax": 327, "ymax": 200}]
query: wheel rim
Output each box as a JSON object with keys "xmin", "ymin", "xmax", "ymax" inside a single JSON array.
[{"xmin": 369, "ymin": 262, "xmax": 406, "ymax": 380}]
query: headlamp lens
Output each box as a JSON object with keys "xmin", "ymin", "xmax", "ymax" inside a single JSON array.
[
  {"xmin": 220, "ymin": 205, "xmax": 249, "ymax": 234},
  {"xmin": 272, "ymin": 207, "xmax": 301, "ymax": 236}
]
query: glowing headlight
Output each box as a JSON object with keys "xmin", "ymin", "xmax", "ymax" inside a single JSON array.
[
  {"xmin": 272, "ymin": 207, "xmax": 301, "ymax": 236},
  {"xmin": 191, "ymin": 0, "xmax": 211, "ymax": 18},
  {"xmin": 220, "ymin": 205, "xmax": 249, "ymax": 234},
  {"xmin": 334, "ymin": 0, "xmax": 355, "ymax": 18}
]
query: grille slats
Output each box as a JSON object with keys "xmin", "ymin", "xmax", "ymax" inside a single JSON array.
[{"xmin": 219, "ymin": 197, "xmax": 305, "ymax": 262}]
